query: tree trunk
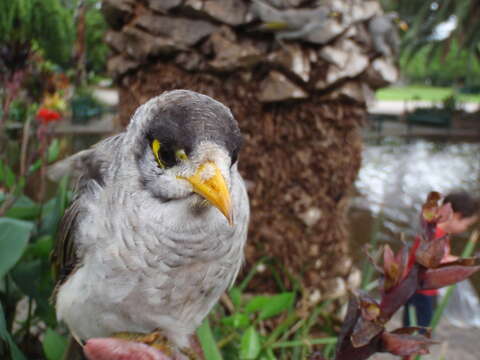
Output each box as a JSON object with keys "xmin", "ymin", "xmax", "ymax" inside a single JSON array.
[{"xmin": 102, "ymin": 0, "xmax": 398, "ymax": 299}]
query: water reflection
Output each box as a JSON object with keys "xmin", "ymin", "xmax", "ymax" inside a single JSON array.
[{"xmin": 352, "ymin": 137, "xmax": 480, "ymax": 240}]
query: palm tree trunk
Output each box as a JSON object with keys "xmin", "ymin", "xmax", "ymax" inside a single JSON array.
[{"xmin": 102, "ymin": 0, "xmax": 398, "ymax": 298}]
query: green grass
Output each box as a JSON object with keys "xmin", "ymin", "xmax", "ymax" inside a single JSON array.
[{"xmin": 376, "ymin": 85, "xmax": 480, "ymax": 103}]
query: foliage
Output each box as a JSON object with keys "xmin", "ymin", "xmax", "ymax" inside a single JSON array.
[
  {"xmin": 70, "ymin": 86, "xmax": 105, "ymax": 123},
  {"xmin": 382, "ymin": 0, "xmax": 480, "ymax": 60},
  {"xmin": 399, "ymin": 41, "xmax": 480, "ymax": 87},
  {"xmin": 197, "ymin": 268, "xmax": 338, "ymax": 360},
  {"xmin": 0, "ymin": 0, "xmax": 74, "ymax": 67},
  {"xmin": 85, "ymin": 0, "xmax": 109, "ymax": 75},
  {"xmin": 313, "ymin": 192, "xmax": 480, "ymax": 360},
  {"xmin": 380, "ymin": 0, "xmax": 480, "ymax": 86},
  {"xmin": 0, "ymin": 0, "xmax": 110, "ymax": 86},
  {"xmin": 0, "ymin": 77, "xmax": 70, "ymax": 359},
  {"xmin": 376, "ymin": 85, "xmax": 480, "ymax": 103}
]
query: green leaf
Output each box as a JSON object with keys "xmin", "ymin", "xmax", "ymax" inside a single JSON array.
[
  {"xmin": 221, "ymin": 313, "xmax": 250, "ymax": 329},
  {"xmin": 47, "ymin": 139, "xmax": 60, "ymax": 163},
  {"xmin": 240, "ymin": 326, "xmax": 261, "ymax": 360},
  {"xmin": 0, "ymin": 218, "xmax": 33, "ymax": 279},
  {"xmin": 0, "ymin": 303, "xmax": 8, "ymax": 342},
  {"xmin": 11, "ymin": 260, "xmax": 56, "ymax": 327},
  {"xmin": 196, "ymin": 318, "xmax": 223, "ymax": 360},
  {"xmin": 258, "ymin": 348, "xmax": 276, "ymax": 360},
  {"xmin": 0, "ymin": 303, "xmax": 26, "ymax": 360},
  {"xmin": 40, "ymin": 176, "xmax": 70, "ymax": 235},
  {"xmin": 258, "ymin": 293, "xmax": 295, "ymax": 320},
  {"xmin": 27, "ymin": 235, "xmax": 54, "ymax": 258},
  {"xmin": 229, "ymin": 287, "xmax": 242, "ymax": 309},
  {"xmin": 244, "ymin": 293, "xmax": 295, "ymax": 320},
  {"xmin": 42, "ymin": 328, "xmax": 67, "ymax": 360},
  {"xmin": 0, "ymin": 159, "xmax": 4, "ymax": 183},
  {"xmin": 5, "ymin": 196, "xmax": 41, "ymax": 220},
  {"xmin": 28, "ymin": 159, "xmax": 41, "ymax": 174},
  {"xmin": 245, "ymin": 296, "xmax": 270, "ymax": 314},
  {"xmin": 4, "ymin": 163, "xmax": 15, "ymax": 189}
]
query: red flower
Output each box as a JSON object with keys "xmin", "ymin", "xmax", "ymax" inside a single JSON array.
[{"xmin": 36, "ymin": 107, "xmax": 61, "ymax": 125}]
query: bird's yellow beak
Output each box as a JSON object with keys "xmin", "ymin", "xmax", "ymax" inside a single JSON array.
[{"xmin": 178, "ymin": 162, "xmax": 233, "ymax": 225}]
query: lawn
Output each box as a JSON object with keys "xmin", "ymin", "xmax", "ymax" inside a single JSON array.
[{"xmin": 376, "ymin": 85, "xmax": 480, "ymax": 103}]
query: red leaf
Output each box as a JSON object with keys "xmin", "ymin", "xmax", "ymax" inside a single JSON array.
[
  {"xmin": 415, "ymin": 235, "xmax": 448, "ymax": 268},
  {"xmin": 421, "ymin": 191, "xmax": 441, "ymax": 223},
  {"xmin": 335, "ymin": 295, "xmax": 384, "ymax": 360},
  {"xmin": 383, "ymin": 245, "xmax": 400, "ymax": 290},
  {"xmin": 380, "ymin": 265, "xmax": 419, "ymax": 320},
  {"xmin": 438, "ymin": 257, "xmax": 479, "ymax": 266},
  {"xmin": 420, "ymin": 264, "xmax": 480, "ymax": 290},
  {"xmin": 351, "ymin": 317, "xmax": 384, "ymax": 348},
  {"xmin": 420, "ymin": 192, "xmax": 442, "ymax": 240},
  {"xmin": 395, "ymin": 245, "xmax": 410, "ymax": 281},
  {"xmin": 381, "ymin": 331, "xmax": 437, "ymax": 356},
  {"xmin": 391, "ymin": 327, "xmax": 432, "ymax": 337},
  {"xmin": 358, "ymin": 291, "xmax": 381, "ymax": 322},
  {"xmin": 336, "ymin": 294, "xmax": 361, "ymax": 350}
]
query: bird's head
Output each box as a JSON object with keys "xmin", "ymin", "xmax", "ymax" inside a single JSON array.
[{"xmin": 128, "ymin": 90, "xmax": 242, "ymax": 225}]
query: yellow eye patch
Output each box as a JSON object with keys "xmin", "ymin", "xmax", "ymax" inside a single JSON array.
[{"xmin": 151, "ymin": 139, "xmax": 165, "ymax": 168}]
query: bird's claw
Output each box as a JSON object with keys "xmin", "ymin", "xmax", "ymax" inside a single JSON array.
[
  {"xmin": 111, "ymin": 331, "xmax": 200, "ymax": 360},
  {"xmin": 112, "ymin": 331, "xmax": 174, "ymax": 356}
]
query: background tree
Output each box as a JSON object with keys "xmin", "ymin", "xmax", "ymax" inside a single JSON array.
[
  {"xmin": 382, "ymin": 0, "xmax": 480, "ymax": 86},
  {"xmin": 101, "ymin": 0, "xmax": 399, "ymax": 300},
  {"xmin": 0, "ymin": 0, "xmax": 73, "ymax": 131}
]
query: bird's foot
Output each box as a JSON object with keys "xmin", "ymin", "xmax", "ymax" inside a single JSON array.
[
  {"xmin": 111, "ymin": 331, "xmax": 201, "ymax": 360},
  {"xmin": 179, "ymin": 347, "xmax": 201, "ymax": 360},
  {"xmin": 112, "ymin": 331, "xmax": 174, "ymax": 357}
]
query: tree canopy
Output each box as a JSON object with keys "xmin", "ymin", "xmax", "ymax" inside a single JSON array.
[{"xmin": 382, "ymin": 0, "xmax": 480, "ymax": 61}]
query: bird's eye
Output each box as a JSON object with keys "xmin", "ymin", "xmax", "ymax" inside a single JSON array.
[
  {"xmin": 151, "ymin": 139, "xmax": 166, "ymax": 169},
  {"xmin": 176, "ymin": 149, "xmax": 188, "ymax": 161}
]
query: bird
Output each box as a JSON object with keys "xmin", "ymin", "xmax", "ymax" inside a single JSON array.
[
  {"xmin": 368, "ymin": 13, "xmax": 408, "ymax": 58},
  {"xmin": 250, "ymin": 0, "xmax": 340, "ymax": 44},
  {"xmin": 51, "ymin": 90, "xmax": 250, "ymax": 357}
]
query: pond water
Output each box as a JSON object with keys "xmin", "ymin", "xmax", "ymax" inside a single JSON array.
[
  {"xmin": 348, "ymin": 136, "xmax": 480, "ymax": 324},
  {"xmin": 350, "ymin": 137, "xmax": 480, "ymax": 242}
]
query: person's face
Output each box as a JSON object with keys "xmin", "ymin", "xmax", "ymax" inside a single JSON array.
[{"xmin": 448, "ymin": 213, "xmax": 478, "ymax": 234}]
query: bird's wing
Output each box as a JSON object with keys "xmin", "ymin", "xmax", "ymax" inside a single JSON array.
[
  {"xmin": 51, "ymin": 199, "xmax": 83, "ymax": 286},
  {"xmin": 51, "ymin": 134, "xmax": 125, "ymax": 298}
]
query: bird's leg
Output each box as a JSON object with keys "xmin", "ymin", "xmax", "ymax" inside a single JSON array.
[
  {"xmin": 111, "ymin": 331, "xmax": 174, "ymax": 357},
  {"xmin": 179, "ymin": 347, "xmax": 202, "ymax": 360},
  {"xmin": 111, "ymin": 331, "xmax": 201, "ymax": 360}
]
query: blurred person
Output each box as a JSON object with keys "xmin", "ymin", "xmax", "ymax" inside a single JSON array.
[{"xmin": 402, "ymin": 191, "xmax": 479, "ymax": 329}]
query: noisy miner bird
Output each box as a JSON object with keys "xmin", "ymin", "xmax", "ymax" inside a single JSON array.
[
  {"xmin": 250, "ymin": 0, "xmax": 340, "ymax": 44},
  {"xmin": 368, "ymin": 13, "xmax": 408, "ymax": 58},
  {"xmin": 51, "ymin": 90, "xmax": 250, "ymax": 357}
]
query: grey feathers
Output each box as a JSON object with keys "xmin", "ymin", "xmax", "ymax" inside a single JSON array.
[
  {"xmin": 52, "ymin": 90, "xmax": 250, "ymax": 349},
  {"xmin": 131, "ymin": 90, "xmax": 242, "ymax": 166}
]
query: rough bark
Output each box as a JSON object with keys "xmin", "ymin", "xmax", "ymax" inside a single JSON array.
[{"xmin": 102, "ymin": 0, "xmax": 398, "ymax": 299}]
